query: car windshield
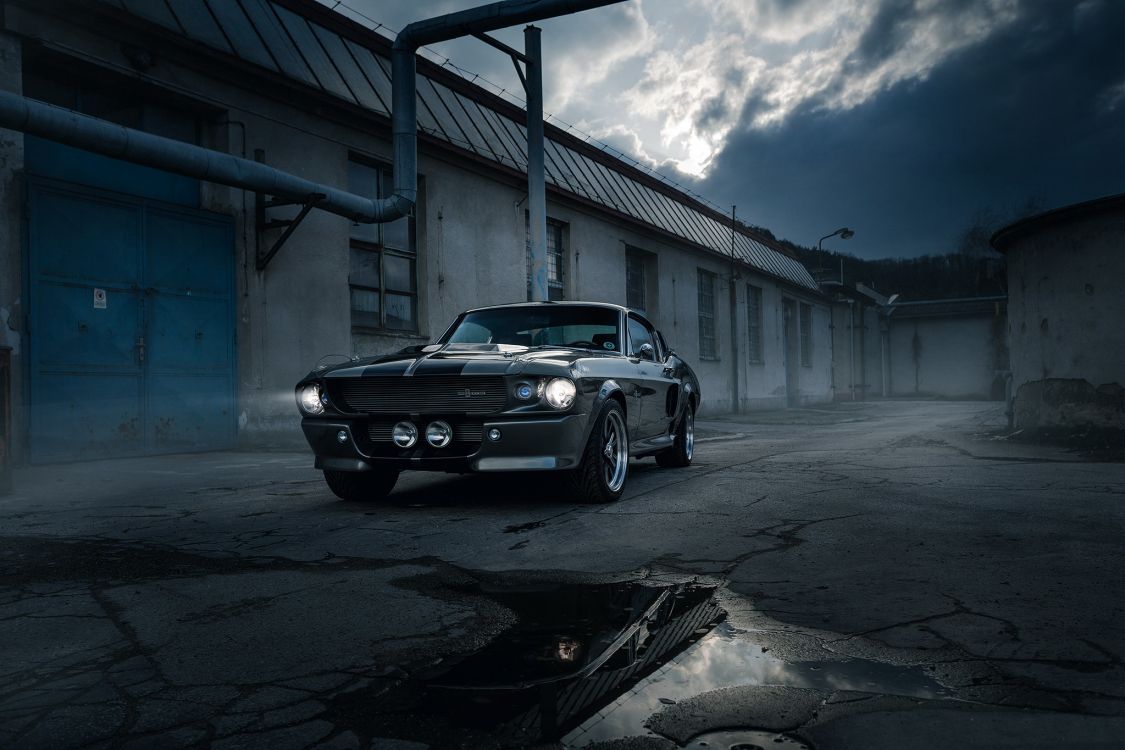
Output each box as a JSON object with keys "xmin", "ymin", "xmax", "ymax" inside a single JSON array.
[{"xmin": 442, "ymin": 305, "xmax": 621, "ymax": 353}]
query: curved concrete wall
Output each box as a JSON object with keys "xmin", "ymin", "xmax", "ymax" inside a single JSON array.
[{"xmin": 1004, "ymin": 207, "xmax": 1125, "ymax": 430}]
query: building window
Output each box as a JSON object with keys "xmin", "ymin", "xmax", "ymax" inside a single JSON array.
[
  {"xmin": 697, "ymin": 269, "xmax": 718, "ymax": 360},
  {"xmin": 799, "ymin": 302, "xmax": 813, "ymax": 367},
  {"xmin": 526, "ymin": 217, "xmax": 566, "ymax": 300},
  {"xmin": 626, "ymin": 249, "xmax": 647, "ymax": 311},
  {"xmin": 746, "ymin": 284, "xmax": 763, "ymax": 363},
  {"xmin": 348, "ymin": 158, "xmax": 416, "ymax": 332}
]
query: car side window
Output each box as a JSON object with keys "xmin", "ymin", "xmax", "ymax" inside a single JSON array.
[
  {"xmin": 628, "ymin": 316, "xmax": 656, "ymax": 361},
  {"xmin": 655, "ymin": 330, "xmax": 670, "ymax": 360}
]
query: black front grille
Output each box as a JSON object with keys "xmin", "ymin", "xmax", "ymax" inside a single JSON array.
[
  {"xmin": 335, "ymin": 376, "xmax": 508, "ymax": 415},
  {"xmin": 368, "ymin": 420, "xmax": 483, "ymax": 443}
]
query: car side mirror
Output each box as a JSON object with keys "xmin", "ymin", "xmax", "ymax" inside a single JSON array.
[{"xmin": 639, "ymin": 342, "xmax": 655, "ymax": 361}]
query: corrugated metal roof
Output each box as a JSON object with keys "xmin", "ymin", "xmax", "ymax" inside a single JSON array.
[{"xmin": 92, "ymin": 0, "xmax": 818, "ymax": 291}]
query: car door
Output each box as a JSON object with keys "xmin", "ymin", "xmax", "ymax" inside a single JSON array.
[{"xmin": 626, "ymin": 315, "xmax": 672, "ymax": 439}]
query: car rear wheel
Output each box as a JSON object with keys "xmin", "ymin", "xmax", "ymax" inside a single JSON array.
[
  {"xmin": 323, "ymin": 467, "xmax": 399, "ymax": 502},
  {"xmin": 568, "ymin": 399, "xmax": 629, "ymax": 504},
  {"xmin": 656, "ymin": 403, "xmax": 694, "ymax": 468}
]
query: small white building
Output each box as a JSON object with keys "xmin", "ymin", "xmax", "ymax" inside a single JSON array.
[
  {"xmin": 991, "ymin": 193, "xmax": 1125, "ymax": 431},
  {"xmin": 0, "ymin": 0, "xmax": 832, "ymax": 463}
]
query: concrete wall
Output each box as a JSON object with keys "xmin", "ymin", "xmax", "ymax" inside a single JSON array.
[
  {"xmin": 887, "ymin": 316, "xmax": 1001, "ymax": 399},
  {"xmin": 0, "ymin": 6, "xmax": 834, "ymax": 457},
  {"xmin": 831, "ymin": 300, "xmax": 1006, "ymax": 402},
  {"xmin": 1005, "ymin": 207, "xmax": 1125, "ymax": 430}
]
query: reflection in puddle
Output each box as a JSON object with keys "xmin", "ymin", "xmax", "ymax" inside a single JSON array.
[
  {"xmin": 563, "ymin": 620, "xmax": 952, "ymax": 747},
  {"xmin": 423, "ymin": 580, "xmax": 722, "ymax": 745}
]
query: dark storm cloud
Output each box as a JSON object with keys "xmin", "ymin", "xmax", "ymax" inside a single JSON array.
[{"xmin": 700, "ymin": 0, "xmax": 1125, "ymax": 259}]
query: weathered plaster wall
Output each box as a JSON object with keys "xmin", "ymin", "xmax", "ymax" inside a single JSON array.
[{"xmin": 1005, "ymin": 208, "xmax": 1125, "ymax": 430}]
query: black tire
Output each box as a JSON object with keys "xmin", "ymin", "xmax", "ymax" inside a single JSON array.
[
  {"xmin": 656, "ymin": 403, "xmax": 695, "ymax": 468},
  {"xmin": 567, "ymin": 399, "xmax": 629, "ymax": 504},
  {"xmin": 323, "ymin": 467, "xmax": 399, "ymax": 502}
]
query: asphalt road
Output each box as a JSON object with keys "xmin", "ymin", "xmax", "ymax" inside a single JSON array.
[{"xmin": 2, "ymin": 400, "xmax": 1123, "ymax": 749}]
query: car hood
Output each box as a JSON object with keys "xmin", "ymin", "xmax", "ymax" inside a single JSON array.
[{"xmin": 309, "ymin": 344, "xmax": 622, "ymax": 380}]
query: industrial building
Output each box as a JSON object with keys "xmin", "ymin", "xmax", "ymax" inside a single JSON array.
[
  {"xmin": 0, "ymin": 0, "xmax": 831, "ymax": 464},
  {"xmin": 991, "ymin": 193, "xmax": 1125, "ymax": 432}
]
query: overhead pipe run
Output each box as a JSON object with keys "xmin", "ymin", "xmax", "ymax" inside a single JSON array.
[
  {"xmin": 0, "ymin": 89, "xmax": 391, "ymax": 223},
  {"xmin": 0, "ymin": 0, "xmax": 622, "ymax": 227}
]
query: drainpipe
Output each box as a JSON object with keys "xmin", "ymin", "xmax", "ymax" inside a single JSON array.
[
  {"xmin": 728, "ymin": 206, "xmax": 740, "ymax": 413},
  {"xmin": 0, "ymin": 0, "xmax": 622, "ymax": 225}
]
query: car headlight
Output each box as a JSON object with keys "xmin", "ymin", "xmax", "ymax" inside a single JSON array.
[
  {"xmin": 297, "ymin": 383, "xmax": 325, "ymax": 415},
  {"xmin": 544, "ymin": 377, "xmax": 576, "ymax": 410}
]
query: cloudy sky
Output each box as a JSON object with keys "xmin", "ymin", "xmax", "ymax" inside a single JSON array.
[{"xmin": 322, "ymin": 0, "xmax": 1125, "ymax": 259}]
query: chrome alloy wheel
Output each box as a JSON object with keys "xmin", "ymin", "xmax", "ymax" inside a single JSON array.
[
  {"xmin": 684, "ymin": 408, "xmax": 695, "ymax": 461},
  {"xmin": 601, "ymin": 409, "xmax": 629, "ymax": 492}
]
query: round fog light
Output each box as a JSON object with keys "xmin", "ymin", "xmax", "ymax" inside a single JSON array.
[
  {"xmin": 515, "ymin": 382, "xmax": 534, "ymax": 400},
  {"xmin": 487, "ymin": 428, "xmax": 502, "ymax": 442},
  {"xmin": 336, "ymin": 430, "xmax": 348, "ymax": 444},
  {"xmin": 426, "ymin": 420, "xmax": 452, "ymax": 448},
  {"xmin": 392, "ymin": 421, "xmax": 417, "ymax": 448}
]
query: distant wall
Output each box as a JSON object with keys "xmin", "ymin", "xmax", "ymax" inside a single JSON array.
[
  {"xmin": 830, "ymin": 299, "xmax": 1006, "ymax": 401},
  {"xmin": 888, "ymin": 314, "xmax": 1005, "ymax": 400}
]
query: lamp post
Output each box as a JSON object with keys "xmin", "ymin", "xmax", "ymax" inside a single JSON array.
[
  {"xmin": 818, "ymin": 227, "xmax": 854, "ymax": 285},
  {"xmin": 817, "ymin": 227, "xmax": 855, "ymax": 400},
  {"xmin": 818, "ymin": 226, "xmax": 854, "ymax": 252}
]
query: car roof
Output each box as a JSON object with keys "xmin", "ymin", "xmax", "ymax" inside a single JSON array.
[{"xmin": 463, "ymin": 300, "xmax": 629, "ymax": 314}]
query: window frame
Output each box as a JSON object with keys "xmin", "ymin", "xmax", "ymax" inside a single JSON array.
[
  {"xmin": 799, "ymin": 302, "xmax": 813, "ymax": 367},
  {"xmin": 526, "ymin": 216, "xmax": 567, "ymax": 301},
  {"xmin": 627, "ymin": 313, "xmax": 658, "ymax": 361},
  {"xmin": 746, "ymin": 283, "xmax": 764, "ymax": 364},
  {"xmin": 347, "ymin": 156, "xmax": 418, "ymax": 333},
  {"xmin": 625, "ymin": 248, "xmax": 647, "ymax": 312},
  {"xmin": 697, "ymin": 269, "xmax": 719, "ymax": 361}
]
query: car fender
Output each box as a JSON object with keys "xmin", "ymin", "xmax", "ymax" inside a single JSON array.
[{"xmin": 581, "ymin": 379, "xmax": 627, "ymax": 445}]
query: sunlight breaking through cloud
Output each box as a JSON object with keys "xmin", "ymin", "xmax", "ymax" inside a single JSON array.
[{"xmin": 609, "ymin": 0, "xmax": 1022, "ymax": 177}]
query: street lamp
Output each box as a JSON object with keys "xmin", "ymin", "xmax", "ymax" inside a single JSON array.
[
  {"xmin": 818, "ymin": 227, "xmax": 854, "ymax": 252},
  {"xmin": 818, "ymin": 227, "xmax": 854, "ymax": 285}
]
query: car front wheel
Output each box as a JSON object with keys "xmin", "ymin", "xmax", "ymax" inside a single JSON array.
[
  {"xmin": 568, "ymin": 399, "xmax": 629, "ymax": 504},
  {"xmin": 656, "ymin": 403, "xmax": 694, "ymax": 468},
  {"xmin": 323, "ymin": 467, "xmax": 400, "ymax": 502}
]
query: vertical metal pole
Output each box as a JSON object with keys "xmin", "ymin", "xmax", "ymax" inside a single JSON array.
[
  {"xmin": 848, "ymin": 301, "xmax": 856, "ymax": 401},
  {"xmin": 525, "ymin": 25, "xmax": 548, "ymax": 302},
  {"xmin": 728, "ymin": 206, "xmax": 740, "ymax": 413}
]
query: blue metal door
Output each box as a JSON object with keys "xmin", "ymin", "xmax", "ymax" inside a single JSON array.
[{"xmin": 27, "ymin": 180, "xmax": 235, "ymax": 462}]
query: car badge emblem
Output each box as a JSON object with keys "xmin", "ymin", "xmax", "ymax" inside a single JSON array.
[
  {"xmin": 457, "ymin": 388, "xmax": 487, "ymax": 398},
  {"xmin": 603, "ymin": 341, "xmax": 615, "ymax": 350}
]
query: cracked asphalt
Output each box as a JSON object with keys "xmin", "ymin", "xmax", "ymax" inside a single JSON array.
[{"xmin": 1, "ymin": 400, "xmax": 1124, "ymax": 749}]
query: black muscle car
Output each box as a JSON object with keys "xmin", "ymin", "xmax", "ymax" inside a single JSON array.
[{"xmin": 295, "ymin": 302, "xmax": 699, "ymax": 504}]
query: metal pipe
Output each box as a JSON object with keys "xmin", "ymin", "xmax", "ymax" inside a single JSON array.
[
  {"xmin": 525, "ymin": 25, "xmax": 548, "ymax": 302},
  {"xmin": 390, "ymin": 0, "xmax": 622, "ymax": 227},
  {"xmin": 728, "ymin": 205, "xmax": 739, "ymax": 413},
  {"xmin": 0, "ymin": 90, "xmax": 400, "ymax": 221},
  {"xmin": 0, "ymin": 0, "xmax": 622, "ymax": 226}
]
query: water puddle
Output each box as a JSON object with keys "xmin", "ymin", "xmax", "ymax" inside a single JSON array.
[
  {"xmin": 421, "ymin": 580, "xmax": 723, "ymax": 745},
  {"xmin": 365, "ymin": 579, "xmax": 951, "ymax": 748},
  {"xmin": 563, "ymin": 620, "xmax": 951, "ymax": 747}
]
